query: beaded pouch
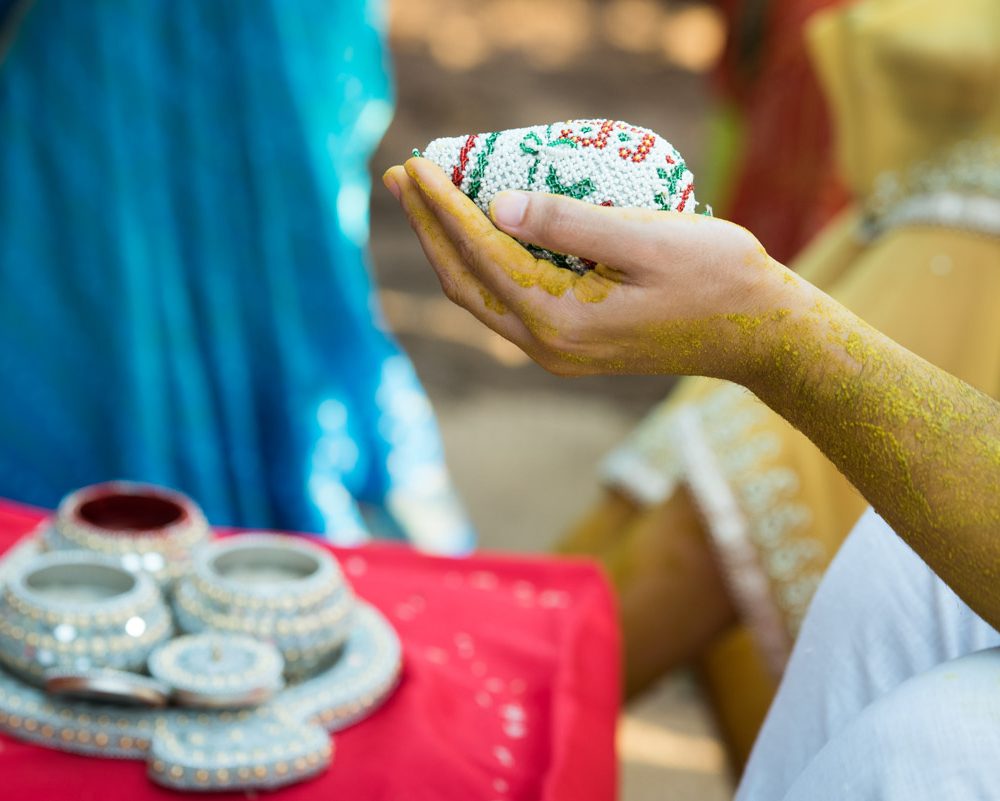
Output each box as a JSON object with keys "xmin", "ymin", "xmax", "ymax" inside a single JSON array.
[{"xmin": 419, "ymin": 119, "xmax": 706, "ymax": 273}]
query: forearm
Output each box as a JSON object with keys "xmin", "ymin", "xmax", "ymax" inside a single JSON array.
[{"xmin": 742, "ymin": 275, "xmax": 1000, "ymax": 625}]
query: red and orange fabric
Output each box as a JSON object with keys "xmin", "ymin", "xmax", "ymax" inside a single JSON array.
[{"xmin": 712, "ymin": 0, "xmax": 850, "ymax": 263}]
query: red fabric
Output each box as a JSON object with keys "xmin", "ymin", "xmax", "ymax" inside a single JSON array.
[
  {"xmin": 0, "ymin": 500, "xmax": 620, "ymax": 801},
  {"xmin": 714, "ymin": 0, "xmax": 852, "ymax": 264}
]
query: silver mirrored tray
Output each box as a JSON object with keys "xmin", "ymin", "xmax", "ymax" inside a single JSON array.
[{"xmin": 0, "ymin": 536, "xmax": 402, "ymax": 793}]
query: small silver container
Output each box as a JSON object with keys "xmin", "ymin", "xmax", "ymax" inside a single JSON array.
[
  {"xmin": 43, "ymin": 481, "xmax": 210, "ymax": 587},
  {"xmin": 174, "ymin": 535, "xmax": 354, "ymax": 680},
  {"xmin": 148, "ymin": 632, "xmax": 285, "ymax": 708},
  {"xmin": 0, "ymin": 551, "xmax": 172, "ymax": 684}
]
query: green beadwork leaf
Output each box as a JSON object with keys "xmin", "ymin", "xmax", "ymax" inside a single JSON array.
[
  {"xmin": 545, "ymin": 165, "xmax": 595, "ymax": 200},
  {"xmin": 466, "ymin": 131, "xmax": 500, "ymax": 201},
  {"xmin": 520, "ymin": 132, "xmax": 542, "ymax": 156}
]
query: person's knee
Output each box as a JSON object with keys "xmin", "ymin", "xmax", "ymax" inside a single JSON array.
[
  {"xmin": 870, "ymin": 647, "xmax": 1000, "ymax": 734},
  {"xmin": 781, "ymin": 648, "xmax": 1000, "ymax": 801}
]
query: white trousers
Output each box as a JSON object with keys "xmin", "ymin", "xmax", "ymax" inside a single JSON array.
[{"xmin": 735, "ymin": 508, "xmax": 1000, "ymax": 800}]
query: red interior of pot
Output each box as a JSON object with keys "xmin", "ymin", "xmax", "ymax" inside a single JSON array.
[{"xmin": 77, "ymin": 492, "xmax": 187, "ymax": 532}]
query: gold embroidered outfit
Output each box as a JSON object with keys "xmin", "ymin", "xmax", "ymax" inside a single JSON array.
[{"xmin": 559, "ymin": 0, "xmax": 1000, "ymax": 767}]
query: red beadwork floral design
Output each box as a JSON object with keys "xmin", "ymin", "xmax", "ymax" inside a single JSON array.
[
  {"xmin": 452, "ymin": 134, "xmax": 478, "ymax": 187},
  {"xmin": 560, "ymin": 119, "xmax": 616, "ymax": 150},
  {"xmin": 618, "ymin": 132, "xmax": 656, "ymax": 163},
  {"xmin": 676, "ymin": 183, "xmax": 694, "ymax": 212}
]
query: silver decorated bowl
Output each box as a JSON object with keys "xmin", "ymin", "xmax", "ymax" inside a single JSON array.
[
  {"xmin": 0, "ymin": 551, "xmax": 173, "ymax": 684},
  {"xmin": 173, "ymin": 535, "xmax": 355, "ymax": 680},
  {"xmin": 42, "ymin": 481, "xmax": 210, "ymax": 587}
]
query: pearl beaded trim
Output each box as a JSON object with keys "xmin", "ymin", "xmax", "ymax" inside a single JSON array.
[
  {"xmin": 862, "ymin": 136, "xmax": 1000, "ymax": 241},
  {"xmin": 148, "ymin": 633, "xmax": 284, "ymax": 697},
  {"xmin": 173, "ymin": 535, "xmax": 356, "ymax": 677},
  {"xmin": 862, "ymin": 191, "xmax": 1000, "ymax": 241}
]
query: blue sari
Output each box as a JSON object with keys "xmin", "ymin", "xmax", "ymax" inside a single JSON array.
[{"xmin": 0, "ymin": 0, "xmax": 473, "ymax": 552}]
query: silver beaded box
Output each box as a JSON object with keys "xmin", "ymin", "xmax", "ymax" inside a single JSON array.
[
  {"xmin": 42, "ymin": 481, "xmax": 210, "ymax": 587},
  {"xmin": 173, "ymin": 534, "xmax": 356, "ymax": 680},
  {"xmin": 0, "ymin": 551, "xmax": 172, "ymax": 684},
  {"xmin": 0, "ymin": 485, "xmax": 402, "ymax": 793}
]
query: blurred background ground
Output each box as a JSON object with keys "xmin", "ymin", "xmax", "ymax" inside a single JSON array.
[{"xmin": 369, "ymin": 1, "xmax": 734, "ymax": 798}]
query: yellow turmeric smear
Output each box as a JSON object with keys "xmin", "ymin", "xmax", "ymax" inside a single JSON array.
[
  {"xmin": 723, "ymin": 308, "xmax": 791, "ymax": 337},
  {"xmin": 745, "ymin": 295, "xmax": 1000, "ymax": 622},
  {"xmin": 508, "ymin": 259, "xmax": 620, "ymax": 303},
  {"xmin": 393, "ymin": 165, "xmax": 511, "ymax": 321},
  {"xmin": 575, "ymin": 265, "xmax": 621, "ymax": 303},
  {"xmin": 471, "ymin": 196, "xmax": 623, "ymax": 303},
  {"xmin": 407, "ymin": 161, "xmax": 623, "ymax": 308},
  {"xmin": 505, "ymin": 254, "xmax": 621, "ymax": 304},
  {"xmin": 478, "ymin": 286, "xmax": 507, "ymax": 315}
]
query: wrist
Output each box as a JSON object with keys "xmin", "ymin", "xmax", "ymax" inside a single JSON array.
[{"xmin": 714, "ymin": 257, "xmax": 814, "ymax": 389}]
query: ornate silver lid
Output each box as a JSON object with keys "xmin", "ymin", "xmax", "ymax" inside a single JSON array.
[{"xmin": 149, "ymin": 633, "xmax": 284, "ymax": 709}]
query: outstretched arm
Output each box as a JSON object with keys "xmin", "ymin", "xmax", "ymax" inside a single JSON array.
[{"xmin": 384, "ymin": 158, "xmax": 1000, "ymax": 627}]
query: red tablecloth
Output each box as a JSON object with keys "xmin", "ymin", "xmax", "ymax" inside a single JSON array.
[{"xmin": 0, "ymin": 500, "xmax": 620, "ymax": 801}]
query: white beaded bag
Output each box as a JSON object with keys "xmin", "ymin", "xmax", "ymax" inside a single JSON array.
[{"xmin": 420, "ymin": 119, "xmax": 707, "ymax": 273}]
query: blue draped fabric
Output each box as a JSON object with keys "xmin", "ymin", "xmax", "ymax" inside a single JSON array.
[{"xmin": 0, "ymin": 1, "xmax": 474, "ymax": 552}]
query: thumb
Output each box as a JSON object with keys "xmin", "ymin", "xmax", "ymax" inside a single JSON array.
[{"xmin": 489, "ymin": 191, "xmax": 670, "ymax": 270}]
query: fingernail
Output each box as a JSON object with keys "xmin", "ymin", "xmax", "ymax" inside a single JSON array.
[
  {"xmin": 492, "ymin": 192, "xmax": 529, "ymax": 228},
  {"xmin": 382, "ymin": 173, "xmax": 401, "ymax": 201}
]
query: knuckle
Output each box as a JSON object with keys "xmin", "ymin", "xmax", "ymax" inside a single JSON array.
[
  {"xmin": 543, "ymin": 312, "xmax": 584, "ymax": 350},
  {"xmin": 530, "ymin": 311, "xmax": 606, "ymax": 378},
  {"xmin": 532, "ymin": 323, "xmax": 564, "ymax": 351},
  {"xmin": 535, "ymin": 335, "xmax": 579, "ymax": 370},
  {"xmin": 437, "ymin": 274, "xmax": 462, "ymax": 304},
  {"xmin": 544, "ymin": 360, "xmax": 579, "ymax": 378},
  {"xmin": 532, "ymin": 348, "xmax": 570, "ymax": 376},
  {"xmin": 454, "ymin": 234, "xmax": 482, "ymax": 270}
]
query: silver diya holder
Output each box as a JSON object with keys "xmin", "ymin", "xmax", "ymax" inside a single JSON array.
[
  {"xmin": 41, "ymin": 481, "xmax": 211, "ymax": 587},
  {"xmin": 0, "ymin": 488, "xmax": 403, "ymax": 793},
  {"xmin": 173, "ymin": 534, "xmax": 355, "ymax": 680},
  {"xmin": 0, "ymin": 551, "xmax": 173, "ymax": 683}
]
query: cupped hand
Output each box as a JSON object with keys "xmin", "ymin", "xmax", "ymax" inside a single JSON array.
[{"xmin": 383, "ymin": 157, "xmax": 809, "ymax": 381}]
